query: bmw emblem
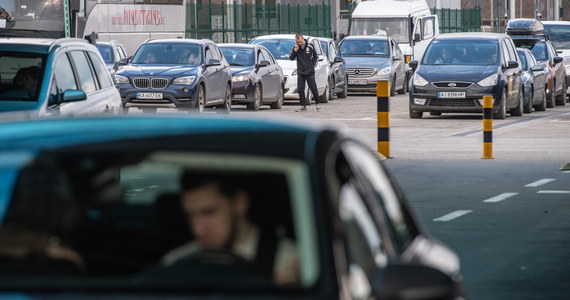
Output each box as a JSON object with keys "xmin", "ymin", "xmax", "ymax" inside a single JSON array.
[{"xmin": 448, "ymin": 82, "xmax": 457, "ymax": 87}]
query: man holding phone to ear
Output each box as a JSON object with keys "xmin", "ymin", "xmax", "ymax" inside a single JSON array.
[{"xmin": 289, "ymin": 33, "xmax": 321, "ymax": 112}]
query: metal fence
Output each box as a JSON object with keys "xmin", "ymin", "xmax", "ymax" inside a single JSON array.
[
  {"xmin": 185, "ymin": 2, "xmax": 331, "ymax": 43},
  {"xmin": 432, "ymin": 8, "xmax": 482, "ymax": 33}
]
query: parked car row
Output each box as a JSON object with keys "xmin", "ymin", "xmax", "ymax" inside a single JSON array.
[{"xmin": 408, "ymin": 18, "xmax": 568, "ymax": 119}]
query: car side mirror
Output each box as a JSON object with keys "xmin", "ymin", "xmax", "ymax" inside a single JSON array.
[
  {"xmin": 206, "ymin": 58, "xmax": 221, "ymax": 67},
  {"xmin": 409, "ymin": 60, "xmax": 419, "ymax": 71},
  {"xmin": 61, "ymin": 90, "xmax": 87, "ymax": 103},
  {"xmin": 414, "ymin": 33, "xmax": 421, "ymax": 42},
  {"xmin": 255, "ymin": 60, "xmax": 270, "ymax": 70},
  {"xmin": 334, "ymin": 56, "xmax": 345, "ymax": 63},
  {"xmin": 371, "ymin": 264, "xmax": 462, "ymax": 300},
  {"xmin": 553, "ymin": 56, "xmax": 563, "ymax": 65},
  {"xmin": 531, "ymin": 64, "xmax": 545, "ymax": 72},
  {"xmin": 118, "ymin": 57, "xmax": 129, "ymax": 66},
  {"xmin": 507, "ymin": 60, "xmax": 519, "ymax": 69}
]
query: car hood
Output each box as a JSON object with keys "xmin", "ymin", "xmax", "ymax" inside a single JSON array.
[
  {"xmin": 417, "ymin": 65, "xmax": 499, "ymax": 83},
  {"xmin": 0, "ymin": 101, "xmax": 39, "ymax": 113},
  {"xmin": 343, "ymin": 56, "xmax": 390, "ymax": 68},
  {"xmin": 117, "ymin": 64, "xmax": 199, "ymax": 77},
  {"xmin": 230, "ymin": 66, "xmax": 254, "ymax": 76},
  {"xmin": 275, "ymin": 60, "xmax": 297, "ymax": 76}
]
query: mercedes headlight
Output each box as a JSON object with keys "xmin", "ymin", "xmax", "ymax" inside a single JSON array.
[
  {"xmin": 173, "ymin": 76, "xmax": 196, "ymax": 85},
  {"xmin": 114, "ymin": 75, "xmax": 129, "ymax": 84},
  {"xmin": 477, "ymin": 74, "xmax": 498, "ymax": 87},
  {"xmin": 378, "ymin": 66, "xmax": 392, "ymax": 75},
  {"xmin": 413, "ymin": 74, "xmax": 429, "ymax": 86},
  {"xmin": 232, "ymin": 75, "xmax": 251, "ymax": 82}
]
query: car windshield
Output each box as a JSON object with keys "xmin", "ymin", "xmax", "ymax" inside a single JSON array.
[
  {"xmin": 543, "ymin": 24, "xmax": 570, "ymax": 49},
  {"xmin": 422, "ymin": 40, "xmax": 500, "ymax": 65},
  {"xmin": 96, "ymin": 44, "xmax": 114, "ymax": 64},
  {"xmin": 220, "ymin": 48, "xmax": 254, "ymax": 66},
  {"xmin": 349, "ymin": 18, "xmax": 410, "ymax": 43},
  {"xmin": 517, "ymin": 50, "xmax": 528, "ymax": 70},
  {"xmin": 339, "ymin": 40, "xmax": 389, "ymax": 57},
  {"xmin": 513, "ymin": 40, "xmax": 548, "ymax": 62},
  {"xmin": 0, "ymin": 0, "xmax": 65, "ymax": 38},
  {"xmin": 249, "ymin": 39, "xmax": 295, "ymax": 60},
  {"xmin": 131, "ymin": 44, "xmax": 203, "ymax": 65},
  {"xmin": 0, "ymin": 151, "xmax": 320, "ymax": 291},
  {"xmin": 0, "ymin": 52, "xmax": 45, "ymax": 101}
]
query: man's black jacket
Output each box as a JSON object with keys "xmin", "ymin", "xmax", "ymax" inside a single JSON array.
[{"xmin": 289, "ymin": 39, "xmax": 318, "ymax": 75}]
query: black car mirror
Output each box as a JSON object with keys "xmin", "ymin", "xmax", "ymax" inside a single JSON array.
[
  {"xmin": 553, "ymin": 56, "xmax": 563, "ymax": 65},
  {"xmin": 334, "ymin": 56, "xmax": 345, "ymax": 63},
  {"xmin": 61, "ymin": 90, "xmax": 87, "ymax": 103},
  {"xmin": 118, "ymin": 57, "xmax": 129, "ymax": 66},
  {"xmin": 255, "ymin": 60, "xmax": 270, "ymax": 71},
  {"xmin": 206, "ymin": 58, "xmax": 221, "ymax": 67},
  {"xmin": 414, "ymin": 33, "xmax": 421, "ymax": 42},
  {"xmin": 409, "ymin": 60, "xmax": 419, "ymax": 71},
  {"xmin": 371, "ymin": 264, "xmax": 462, "ymax": 300},
  {"xmin": 531, "ymin": 64, "xmax": 545, "ymax": 72},
  {"xmin": 507, "ymin": 60, "xmax": 519, "ymax": 69}
]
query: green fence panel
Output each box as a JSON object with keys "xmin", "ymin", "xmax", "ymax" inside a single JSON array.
[
  {"xmin": 431, "ymin": 8, "xmax": 481, "ymax": 33},
  {"xmin": 186, "ymin": 1, "xmax": 331, "ymax": 43}
]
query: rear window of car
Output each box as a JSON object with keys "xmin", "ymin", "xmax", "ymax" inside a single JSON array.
[
  {"xmin": 422, "ymin": 39, "xmax": 500, "ymax": 65},
  {"xmin": 0, "ymin": 52, "xmax": 46, "ymax": 101}
]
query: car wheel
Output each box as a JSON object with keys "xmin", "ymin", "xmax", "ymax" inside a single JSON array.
[
  {"xmin": 337, "ymin": 75, "xmax": 348, "ymax": 98},
  {"xmin": 327, "ymin": 77, "xmax": 335, "ymax": 101},
  {"xmin": 247, "ymin": 85, "xmax": 262, "ymax": 111},
  {"xmin": 217, "ymin": 84, "xmax": 231, "ymax": 114},
  {"xmin": 546, "ymin": 84, "xmax": 555, "ymax": 108},
  {"xmin": 556, "ymin": 80, "xmax": 566, "ymax": 106},
  {"xmin": 142, "ymin": 107, "xmax": 157, "ymax": 114},
  {"xmin": 390, "ymin": 77, "xmax": 396, "ymax": 97},
  {"xmin": 270, "ymin": 86, "xmax": 284, "ymax": 109},
  {"xmin": 409, "ymin": 102, "xmax": 423, "ymax": 119},
  {"xmin": 122, "ymin": 105, "xmax": 130, "ymax": 114},
  {"xmin": 510, "ymin": 88, "xmax": 523, "ymax": 116},
  {"xmin": 493, "ymin": 90, "xmax": 507, "ymax": 119},
  {"xmin": 193, "ymin": 84, "xmax": 205, "ymax": 113},
  {"xmin": 534, "ymin": 88, "xmax": 547, "ymax": 111},
  {"xmin": 523, "ymin": 88, "xmax": 533, "ymax": 113},
  {"xmin": 397, "ymin": 75, "xmax": 407, "ymax": 94},
  {"xmin": 319, "ymin": 79, "xmax": 330, "ymax": 103}
]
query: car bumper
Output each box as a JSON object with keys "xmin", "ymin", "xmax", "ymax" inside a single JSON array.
[
  {"xmin": 410, "ymin": 84, "xmax": 501, "ymax": 113},
  {"xmin": 347, "ymin": 74, "xmax": 390, "ymax": 93},
  {"xmin": 230, "ymin": 81, "xmax": 256, "ymax": 103},
  {"xmin": 117, "ymin": 84, "xmax": 199, "ymax": 109},
  {"xmin": 284, "ymin": 74, "xmax": 300, "ymax": 100}
]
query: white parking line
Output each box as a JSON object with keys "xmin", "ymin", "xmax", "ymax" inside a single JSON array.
[
  {"xmin": 563, "ymin": 171, "xmax": 570, "ymax": 174},
  {"xmin": 433, "ymin": 210, "xmax": 473, "ymax": 222},
  {"xmin": 483, "ymin": 192, "xmax": 518, "ymax": 203},
  {"xmin": 537, "ymin": 190, "xmax": 570, "ymax": 194},
  {"xmin": 525, "ymin": 178, "xmax": 556, "ymax": 187}
]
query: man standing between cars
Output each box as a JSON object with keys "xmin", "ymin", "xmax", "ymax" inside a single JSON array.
[{"xmin": 290, "ymin": 33, "xmax": 321, "ymax": 112}]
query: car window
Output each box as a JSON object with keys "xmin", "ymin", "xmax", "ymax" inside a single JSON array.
[
  {"xmin": 257, "ymin": 50, "xmax": 264, "ymax": 64},
  {"xmin": 329, "ymin": 42, "xmax": 338, "ymax": 59},
  {"xmin": 96, "ymin": 44, "xmax": 113, "ymax": 64},
  {"xmin": 131, "ymin": 44, "xmax": 202, "ymax": 65},
  {"xmin": 70, "ymin": 51, "xmax": 98, "ymax": 93},
  {"xmin": 422, "ymin": 17, "xmax": 435, "ymax": 40},
  {"xmin": 311, "ymin": 39, "xmax": 323, "ymax": 56},
  {"xmin": 260, "ymin": 49, "xmax": 275, "ymax": 64},
  {"xmin": 250, "ymin": 39, "xmax": 295, "ymax": 60},
  {"xmin": 501, "ymin": 40, "xmax": 511, "ymax": 65},
  {"xmin": 506, "ymin": 39, "xmax": 518, "ymax": 62},
  {"xmin": 205, "ymin": 47, "xmax": 214, "ymax": 63},
  {"xmin": 88, "ymin": 51, "xmax": 113, "ymax": 89},
  {"xmin": 546, "ymin": 42, "xmax": 556, "ymax": 60},
  {"xmin": 517, "ymin": 50, "xmax": 528, "ymax": 70},
  {"xmin": 220, "ymin": 48, "xmax": 254, "ymax": 66},
  {"xmin": 340, "ymin": 39, "xmax": 389, "ymax": 57},
  {"xmin": 0, "ymin": 52, "xmax": 45, "ymax": 101},
  {"xmin": 529, "ymin": 41, "xmax": 547, "ymax": 61},
  {"xmin": 53, "ymin": 53, "xmax": 78, "ymax": 92},
  {"xmin": 319, "ymin": 41, "xmax": 329, "ymax": 59}
]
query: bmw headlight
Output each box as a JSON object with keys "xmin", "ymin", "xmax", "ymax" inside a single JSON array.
[
  {"xmin": 378, "ymin": 66, "xmax": 392, "ymax": 75},
  {"xmin": 114, "ymin": 75, "xmax": 129, "ymax": 84},
  {"xmin": 477, "ymin": 74, "xmax": 498, "ymax": 87},
  {"xmin": 413, "ymin": 74, "xmax": 429, "ymax": 86},
  {"xmin": 232, "ymin": 75, "xmax": 251, "ymax": 82},
  {"xmin": 173, "ymin": 76, "xmax": 196, "ymax": 85}
]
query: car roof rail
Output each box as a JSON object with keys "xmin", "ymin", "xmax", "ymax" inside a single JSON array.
[{"xmin": 49, "ymin": 38, "xmax": 88, "ymax": 52}]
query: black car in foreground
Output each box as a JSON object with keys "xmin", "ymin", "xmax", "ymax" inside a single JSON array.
[
  {"xmin": 115, "ymin": 39, "xmax": 232, "ymax": 114},
  {"xmin": 219, "ymin": 43, "xmax": 284, "ymax": 110},
  {"xmin": 0, "ymin": 114, "xmax": 465, "ymax": 299},
  {"xmin": 409, "ymin": 33, "xmax": 523, "ymax": 119}
]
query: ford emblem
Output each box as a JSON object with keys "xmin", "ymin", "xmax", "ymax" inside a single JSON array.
[{"xmin": 448, "ymin": 82, "xmax": 457, "ymax": 87}]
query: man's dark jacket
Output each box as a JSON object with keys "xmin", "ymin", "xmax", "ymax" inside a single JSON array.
[{"xmin": 289, "ymin": 39, "xmax": 318, "ymax": 75}]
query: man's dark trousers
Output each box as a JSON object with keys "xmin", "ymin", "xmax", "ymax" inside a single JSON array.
[{"xmin": 298, "ymin": 73, "xmax": 319, "ymax": 106}]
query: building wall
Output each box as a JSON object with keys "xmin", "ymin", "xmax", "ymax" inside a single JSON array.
[{"xmin": 464, "ymin": 0, "xmax": 570, "ymax": 22}]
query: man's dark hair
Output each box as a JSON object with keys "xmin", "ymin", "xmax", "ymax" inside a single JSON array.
[
  {"xmin": 294, "ymin": 33, "xmax": 304, "ymax": 39},
  {"xmin": 181, "ymin": 172, "xmax": 248, "ymax": 200}
]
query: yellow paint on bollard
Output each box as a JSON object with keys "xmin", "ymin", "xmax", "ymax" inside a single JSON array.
[
  {"xmin": 482, "ymin": 96, "xmax": 493, "ymax": 159},
  {"xmin": 376, "ymin": 81, "xmax": 390, "ymax": 158}
]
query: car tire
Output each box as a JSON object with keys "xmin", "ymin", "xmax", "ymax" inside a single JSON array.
[
  {"xmin": 319, "ymin": 79, "xmax": 330, "ymax": 103},
  {"xmin": 270, "ymin": 86, "xmax": 284, "ymax": 109},
  {"xmin": 534, "ymin": 88, "xmax": 547, "ymax": 112},
  {"xmin": 193, "ymin": 84, "xmax": 205, "ymax": 113},
  {"xmin": 523, "ymin": 88, "xmax": 533, "ymax": 114},
  {"xmin": 510, "ymin": 88, "xmax": 523, "ymax": 117},
  {"xmin": 409, "ymin": 103, "xmax": 423, "ymax": 119},
  {"xmin": 328, "ymin": 77, "xmax": 335, "ymax": 101},
  {"xmin": 217, "ymin": 84, "xmax": 232, "ymax": 114},
  {"xmin": 337, "ymin": 75, "xmax": 348, "ymax": 98},
  {"xmin": 390, "ymin": 77, "xmax": 396, "ymax": 97},
  {"xmin": 546, "ymin": 85, "xmax": 555, "ymax": 108},
  {"xmin": 397, "ymin": 75, "xmax": 407, "ymax": 94},
  {"xmin": 247, "ymin": 85, "xmax": 262, "ymax": 111},
  {"xmin": 556, "ymin": 80, "xmax": 566, "ymax": 106},
  {"xmin": 493, "ymin": 90, "xmax": 507, "ymax": 119}
]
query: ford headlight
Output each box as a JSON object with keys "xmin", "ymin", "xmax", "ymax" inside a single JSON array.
[
  {"xmin": 378, "ymin": 66, "xmax": 391, "ymax": 75},
  {"xmin": 114, "ymin": 75, "xmax": 129, "ymax": 84},
  {"xmin": 232, "ymin": 75, "xmax": 251, "ymax": 82},
  {"xmin": 173, "ymin": 76, "xmax": 196, "ymax": 85},
  {"xmin": 478, "ymin": 74, "xmax": 498, "ymax": 87},
  {"xmin": 413, "ymin": 74, "xmax": 429, "ymax": 86}
]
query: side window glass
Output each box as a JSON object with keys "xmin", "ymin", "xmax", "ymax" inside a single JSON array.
[
  {"xmin": 70, "ymin": 51, "xmax": 97, "ymax": 93},
  {"xmin": 261, "ymin": 49, "xmax": 274, "ymax": 64},
  {"xmin": 547, "ymin": 43, "xmax": 556, "ymax": 59},
  {"xmin": 501, "ymin": 41, "xmax": 510, "ymax": 64},
  {"xmin": 53, "ymin": 54, "xmax": 77, "ymax": 92},
  {"xmin": 313, "ymin": 40, "xmax": 323, "ymax": 55},
  {"xmin": 205, "ymin": 48, "xmax": 214, "ymax": 62},
  {"xmin": 88, "ymin": 52, "xmax": 113, "ymax": 89},
  {"xmin": 329, "ymin": 43, "xmax": 337, "ymax": 59},
  {"xmin": 257, "ymin": 50, "xmax": 264, "ymax": 63},
  {"xmin": 212, "ymin": 45, "xmax": 222, "ymax": 60},
  {"xmin": 422, "ymin": 17, "xmax": 435, "ymax": 39}
]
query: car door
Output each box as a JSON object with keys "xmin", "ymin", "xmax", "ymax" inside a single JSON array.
[
  {"xmin": 412, "ymin": 15, "xmax": 438, "ymax": 62},
  {"xmin": 391, "ymin": 40, "xmax": 406, "ymax": 90},
  {"xmin": 259, "ymin": 48, "xmax": 280, "ymax": 101},
  {"xmin": 203, "ymin": 45, "xmax": 225, "ymax": 102},
  {"xmin": 62, "ymin": 50, "xmax": 107, "ymax": 116},
  {"xmin": 546, "ymin": 41, "xmax": 565, "ymax": 96},
  {"xmin": 528, "ymin": 51, "xmax": 547, "ymax": 102},
  {"xmin": 501, "ymin": 39, "xmax": 521, "ymax": 107}
]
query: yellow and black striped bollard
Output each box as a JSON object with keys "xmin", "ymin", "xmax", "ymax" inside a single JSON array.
[
  {"xmin": 376, "ymin": 81, "xmax": 390, "ymax": 158},
  {"xmin": 482, "ymin": 95, "xmax": 493, "ymax": 159}
]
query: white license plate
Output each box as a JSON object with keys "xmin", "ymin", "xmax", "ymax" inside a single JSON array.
[
  {"xmin": 0, "ymin": 19, "xmax": 6, "ymax": 29},
  {"xmin": 349, "ymin": 79, "xmax": 368, "ymax": 85},
  {"xmin": 438, "ymin": 92, "xmax": 466, "ymax": 98},
  {"xmin": 136, "ymin": 92, "xmax": 163, "ymax": 100}
]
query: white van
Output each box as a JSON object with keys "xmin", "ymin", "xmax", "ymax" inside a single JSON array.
[{"xmin": 348, "ymin": 0, "xmax": 439, "ymax": 81}]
